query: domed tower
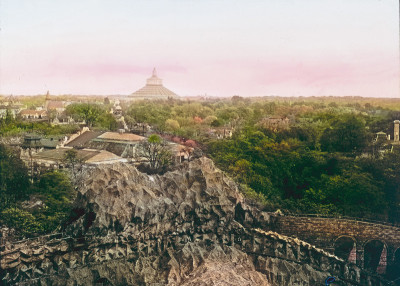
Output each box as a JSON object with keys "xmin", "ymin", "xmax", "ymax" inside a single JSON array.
[
  {"xmin": 146, "ymin": 68, "xmax": 163, "ymax": 86},
  {"xmin": 130, "ymin": 68, "xmax": 178, "ymax": 100}
]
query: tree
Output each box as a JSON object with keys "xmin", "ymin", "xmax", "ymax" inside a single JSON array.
[
  {"xmin": 204, "ymin": 115, "xmax": 218, "ymax": 125},
  {"xmin": 211, "ymin": 118, "xmax": 223, "ymax": 127},
  {"xmin": 320, "ymin": 115, "xmax": 369, "ymax": 154},
  {"xmin": 47, "ymin": 109, "xmax": 57, "ymax": 123},
  {"xmin": 165, "ymin": 119, "xmax": 180, "ymax": 132},
  {"xmin": 63, "ymin": 149, "xmax": 82, "ymax": 179},
  {"xmin": 5, "ymin": 108, "xmax": 14, "ymax": 125},
  {"xmin": 124, "ymin": 115, "xmax": 136, "ymax": 129},
  {"xmin": 98, "ymin": 113, "xmax": 118, "ymax": 131},
  {"xmin": 0, "ymin": 144, "xmax": 30, "ymax": 208},
  {"xmin": 66, "ymin": 103, "xmax": 103, "ymax": 127},
  {"xmin": 136, "ymin": 134, "xmax": 172, "ymax": 173},
  {"xmin": 34, "ymin": 171, "xmax": 73, "ymax": 212},
  {"xmin": 229, "ymin": 159, "xmax": 253, "ymax": 184}
]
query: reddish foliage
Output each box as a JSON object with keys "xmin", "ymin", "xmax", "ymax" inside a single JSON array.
[
  {"xmin": 184, "ymin": 140, "xmax": 197, "ymax": 148},
  {"xmin": 193, "ymin": 116, "xmax": 203, "ymax": 124}
]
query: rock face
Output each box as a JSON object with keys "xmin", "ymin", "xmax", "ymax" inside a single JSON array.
[
  {"xmin": 66, "ymin": 157, "xmax": 244, "ymax": 237},
  {"xmin": 0, "ymin": 158, "xmax": 390, "ymax": 285}
]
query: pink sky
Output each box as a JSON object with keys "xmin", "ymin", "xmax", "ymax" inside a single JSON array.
[{"xmin": 0, "ymin": 0, "xmax": 398, "ymax": 97}]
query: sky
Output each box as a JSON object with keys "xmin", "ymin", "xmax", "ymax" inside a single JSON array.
[{"xmin": 0, "ymin": 0, "xmax": 399, "ymax": 98}]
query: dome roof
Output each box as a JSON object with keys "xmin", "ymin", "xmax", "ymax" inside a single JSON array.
[{"xmin": 131, "ymin": 68, "xmax": 178, "ymax": 99}]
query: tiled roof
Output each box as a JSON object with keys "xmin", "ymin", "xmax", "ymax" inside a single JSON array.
[
  {"xmin": 86, "ymin": 150, "xmax": 123, "ymax": 163},
  {"xmin": 96, "ymin": 132, "xmax": 146, "ymax": 142},
  {"xmin": 32, "ymin": 148, "xmax": 124, "ymax": 164},
  {"xmin": 66, "ymin": 131, "xmax": 104, "ymax": 147},
  {"xmin": 33, "ymin": 148, "xmax": 99, "ymax": 162},
  {"xmin": 47, "ymin": 101, "xmax": 64, "ymax": 109},
  {"xmin": 20, "ymin": 110, "xmax": 47, "ymax": 116}
]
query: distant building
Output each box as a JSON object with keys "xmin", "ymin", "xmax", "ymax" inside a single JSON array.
[
  {"xmin": 258, "ymin": 116, "xmax": 290, "ymax": 131},
  {"xmin": 44, "ymin": 91, "xmax": 67, "ymax": 114},
  {"xmin": 65, "ymin": 129, "xmax": 146, "ymax": 158},
  {"xmin": 64, "ymin": 128, "xmax": 101, "ymax": 148},
  {"xmin": 20, "ymin": 109, "xmax": 48, "ymax": 120},
  {"xmin": 64, "ymin": 128, "xmax": 191, "ymax": 162},
  {"xmin": 52, "ymin": 114, "xmax": 75, "ymax": 125},
  {"xmin": 207, "ymin": 127, "xmax": 234, "ymax": 139},
  {"xmin": 372, "ymin": 120, "xmax": 400, "ymax": 157},
  {"xmin": 21, "ymin": 134, "xmax": 66, "ymax": 151},
  {"xmin": 375, "ymin": 131, "xmax": 389, "ymax": 141},
  {"xmin": 93, "ymin": 131, "xmax": 145, "ymax": 143},
  {"xmin": 130, "ymin": 68, "xmax": 178, "ymax": 100},
  {"xmin": 20, "ymin": 134, "xmax": 68, "ymax": 177},
  {"xmin": 30, "ymin": 148, "xmax": 126, "ymax": 172},
  {"xmin": 0, "ymin": 96, "xmax": 26, "ymax": 119}
]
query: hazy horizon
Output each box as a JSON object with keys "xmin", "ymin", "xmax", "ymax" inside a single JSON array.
[{"xmin": 0, "ymin": 0, "xmax": 399, "ymax": 98}]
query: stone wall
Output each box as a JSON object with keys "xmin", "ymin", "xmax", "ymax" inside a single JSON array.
[
  {"xmin": 0, "ymin": 226, "xmax": 391, "ymax": 285},
  {"xmin": 273, "ymin": 215, "xmax": 400, "ymax": 279}
]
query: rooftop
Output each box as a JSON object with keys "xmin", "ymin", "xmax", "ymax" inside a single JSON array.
[
  {"xmin": 96, "ymin": 132, "xmax": 146, "ymax": 142},
  {"xmin": 66, "ymin": 131, "xmax": 104, "ymax": 148},
  {"xmin": 40, "ymin": 137, "xmax": 64, "ymax": 148},
  {"xmin": 20, "ymin": 110, "xmax": 47, "ymax": 116},
  {"xmin": 47, "ymin": 101, "xmax": 64, "ymax": 110},
  {"xmin": 131, "ymin": 68, "xmax": 178, "ymax": 99},
  {"xmin": 32, "ymin": 148, "xmax": 123, "ymax": 164},
  {"xmin": 33, "ymin": 148, "xmax": 98, "ymax": 162}
]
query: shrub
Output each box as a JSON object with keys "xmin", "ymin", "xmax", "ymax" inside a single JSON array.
[{"xmin": 1, "ymin": 208, "xmax": 44, "ymax": 236}]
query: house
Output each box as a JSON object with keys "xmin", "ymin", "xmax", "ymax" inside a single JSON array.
[
  {"xmin": 0, "ymin": 98, "xmax": 26, "ymax": 119},
  {"xmin": 20, "ymin": 135, "xmax": 68, "ymax": 177},
  {"xmin": 169, "ymin": 143, "xmax": 193, "ymax": 162},
  {"xmin": 30, "ymin": 148, "xmax": 126, "ymax": 171},
  {"xmin": 51, "ymin": 113, "xmax": 75, "ymax": 125},
  {"xmin": 64, "ymin": 128, "xmax": 104, "ymax": 148},
  {"xmin": 91, "ymin": 132, "xmax": 147, "ymax": 157},
  {"xmin": 93, "ymin": 131, "xmax": 146, "ymax": 143},
  {"xmin": 44, "ymin": 91, "xmax": 70, "ymax": 114},
  {"xmin": 258, "ymin": 116, "xmax": 290, "ymax": 131},
  {"xmin": 46, "ymin": 101, "xmax": 65, "ymax": 113},
  {"xmin": 65, "ymin": 129, "xmax": 146, "ymax": 158},
  {"xmin": 207, "ymin": 127, "xmax": 234, "ymax": 139},
  {"xmin": 20, "ymin": 134, "xmax": 67, "ymax": 161},
  {"xmin": 20, "ymin": 110, "xmax": 48, "ymax": 120},
  {"xmin": 64, "ymin": 128, "xmax": 192, "ymax": 163}
]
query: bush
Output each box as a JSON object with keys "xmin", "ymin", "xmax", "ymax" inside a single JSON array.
[{"xmin": 1, "ymin": 208, "xmax": 44, "ymax": 236}]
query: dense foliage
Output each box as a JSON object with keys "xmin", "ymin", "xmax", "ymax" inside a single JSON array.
[
  {"xmin": 0, "ymin": 144, "xmax": 30, "ymax": 206},
  {"xmin": 0, "ymin": 113, "xmax": 80, "ymax": 137},
  {"xmin": 66, "ymin": 103, "xmax": 118, "ymax": 130},
  {"xmin": 125, "ymin": 97, "xmax": 400, "ymax": 223},
  {"xmin": 1, "ymin": 95, "xmax": 400, "ymax": 237},
  {"xmin": 0, "ymin": 144, "xmax": 75, "ymax": 236}
]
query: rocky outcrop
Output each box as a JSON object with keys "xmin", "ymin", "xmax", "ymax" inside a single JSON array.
[{"xmin": 0, "ymin": 158, "xmax": 391, "ymax": 285}]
